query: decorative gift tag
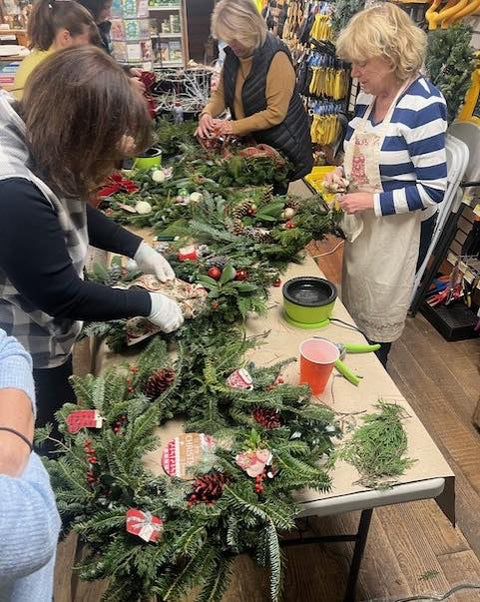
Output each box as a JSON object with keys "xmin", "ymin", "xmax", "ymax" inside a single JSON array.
[
  {"xmin": 178, "ymin": 245, "xmax": 199, "ymax": 262},
  {"xmin": 226, "ymin": 368, "xmax": 253, "ymax": 390},
  {"xmin": 66, "ymin": 410, "xmax": 103, "ymax": 434},
  {"xmin": 126, "ymin": 508, "xmax": 163, "ymax": 543},
  {"xmin": 161, "ymin": 433, "xmax": 216, "ymax": 480}
]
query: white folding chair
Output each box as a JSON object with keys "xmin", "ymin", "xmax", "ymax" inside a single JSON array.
[{"xmin": 410, "ymin": 133, "xmax": 469, "ymax": 308}]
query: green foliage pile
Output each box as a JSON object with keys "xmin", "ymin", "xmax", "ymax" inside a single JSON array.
[{"xmin": 336, "ymin": 401, "xmax": 415, "ymax": 489}]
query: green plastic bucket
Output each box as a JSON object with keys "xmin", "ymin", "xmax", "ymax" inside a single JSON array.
[
  {"xmin": 282, "ymin": 277, "xmax": 337, "ymax": 329},
  {"xmin": 134, "ymin": 147, "xmax": 162, "ymax": 170}
]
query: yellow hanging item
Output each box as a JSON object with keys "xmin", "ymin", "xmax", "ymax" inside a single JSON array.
[{"xmin": 458, "ymin": 61, "xmax": 480, "ymax": 125}]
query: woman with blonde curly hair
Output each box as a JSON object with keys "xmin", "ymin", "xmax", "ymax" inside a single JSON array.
[
  {"xmin": 326, "ymin": 3, "xmax": 447, "ymax": 366},
  {"xmin": 197, "ymin": 0, "xmax": 312, "ymax": 191}
]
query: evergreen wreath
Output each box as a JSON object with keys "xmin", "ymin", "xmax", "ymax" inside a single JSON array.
[{"xmin": 39, "ymin": 336, "xmax": 340, "ymax": 602}]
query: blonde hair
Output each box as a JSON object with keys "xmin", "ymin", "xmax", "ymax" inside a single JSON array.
[
  {"xmin": 211, "ymin": 0, "xmax": 267, "ymax": 53},
  {"xmin": 336, "ymin": 3, "xmax": 426, "ymax": 82}
]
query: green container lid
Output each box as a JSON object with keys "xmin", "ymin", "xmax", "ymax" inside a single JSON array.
[
  {"xmin": 282, "ymin": 277, "xmax": 337, "ymax": 328},
  {"xmin": 134, "ymin": 147, "xmax": 162, "ymax": 170}
]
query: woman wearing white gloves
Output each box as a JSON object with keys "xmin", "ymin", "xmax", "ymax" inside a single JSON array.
[{"xmin": 0, "ymin": 47, "xmax": 183, "ymax": 438}]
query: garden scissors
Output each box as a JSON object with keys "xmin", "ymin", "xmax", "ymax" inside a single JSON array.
[{"xmin": 314, "ymin": 337, "xmax": 380, "ymax": 386}]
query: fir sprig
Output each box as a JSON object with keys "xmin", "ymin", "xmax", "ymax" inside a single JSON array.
[{"xmin": 336, "ymin": 400, "xmax": 415, "ymax": 489}]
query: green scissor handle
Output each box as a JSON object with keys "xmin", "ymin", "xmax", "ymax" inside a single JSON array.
[
  {"xmin": 343, "ymin": 343, "xmax": 380, "ymax": 354},
  {"xmin": 335, "ymin": 358, "xmax": 362, "ymax": 386}
]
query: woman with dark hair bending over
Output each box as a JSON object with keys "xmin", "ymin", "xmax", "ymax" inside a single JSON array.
[{"xmin": 0, "ymin": 47, "xmax": 183, "ymax": 441}]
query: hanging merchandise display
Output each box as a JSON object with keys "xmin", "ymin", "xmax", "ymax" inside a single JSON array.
[
  {"xmin": 266, "ymin": 0, "xmax": 352, "ymax": 160},
  {"xmin": 425, "ymin": 0, "xmax": 480, "ymax": 29}
]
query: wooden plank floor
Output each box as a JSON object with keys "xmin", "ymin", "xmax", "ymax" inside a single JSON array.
[{"xmin": 55, "ymin": 237, "xmax": 480, "ymax": 601}]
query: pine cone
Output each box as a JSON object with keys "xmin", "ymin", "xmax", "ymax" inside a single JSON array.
[
  {"xmin": 252, "ymin": 407, "xmax": 282, "ymax": 429},
  {"xmin": 232, "ymin": 219, "xmax": 246, "ymax": 236},
  {"xmin": 187, "ymin": 471, "xmax": 228, "ymax": 506},
  {"xmin": 206, "ymin": 256, "xmax": 229, "ymax": 269},
  {"xmin": 105, "ymin": 265, "xmax": 123, "ymax": 286},
  {"xmin": 244, "ymin": 227, "xmax": 273, "ymax": 244},
  {"xmin": 143, "ymin": 367, "xmax": 176, "ymax": 399},
  {"xmin": 233, "ymin": 200, "xmax": 256, "ymax": 218},
  {"xmin": 284, "ymin": 199, "xmax": 299, "ymax": 211},
  {"xmin": 262, "ymin": 186, "xmax": 273, "ymax": 204}
]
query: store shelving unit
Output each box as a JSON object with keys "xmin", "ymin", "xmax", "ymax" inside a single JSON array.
[{"xmin": 148, "ymin": 1, "xmax": 188, "ymax": 69}]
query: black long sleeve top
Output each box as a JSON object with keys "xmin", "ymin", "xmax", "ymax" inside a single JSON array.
[{"xmin": 0, "ymin": 178, "xmax": 151, "ymax": 321}]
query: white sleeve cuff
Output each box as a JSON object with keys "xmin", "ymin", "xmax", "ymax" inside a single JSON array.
[{"xmin": 373, "ymin": 193, "xmax": 383, "ymax": 217}]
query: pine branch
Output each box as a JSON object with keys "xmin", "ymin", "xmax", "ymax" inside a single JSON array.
[
  {"xmin": 196, "ymin": 556, "xmax": 234, "ymax": 602},
  {"xmin": 266, "ymin": 520, "xmax": 283, "ymax": 602}
]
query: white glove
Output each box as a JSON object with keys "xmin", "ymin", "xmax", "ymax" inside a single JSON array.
[
  {"xmin": 134, "ymin": 242, "xmax": 175, "ymax": 283},
  {"xmin": 148, "ymin": 293, "xmax": 184, "ymax": 333}
]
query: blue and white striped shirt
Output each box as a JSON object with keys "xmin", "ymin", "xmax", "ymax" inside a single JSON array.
[{"xmin": 345, "ymin": 77, "xmax": 448, "ymax": 217}]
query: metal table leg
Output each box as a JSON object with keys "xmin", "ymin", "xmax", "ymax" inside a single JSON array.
[
  {"xmin": 281, "ymin": 508, "xmax": 374, "ymax": 602},
  {"xmin": 343, "ymin": 508, "xmax": 373, "ymax": 602}
]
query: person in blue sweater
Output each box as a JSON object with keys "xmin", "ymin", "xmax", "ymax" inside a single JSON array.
[
  {"xmin": 0, "ymin": 328, "xmax": 61, "ymax": 601},
  {"xmin": 327, "ymin": 4, "xmax": 447, "ymax": 367}
]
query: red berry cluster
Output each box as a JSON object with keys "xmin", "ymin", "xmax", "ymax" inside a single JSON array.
[
  {"xmin": 187, "ymin": 471, "xmax": 228, "ymax": 507},
  {"xmin": 84, "ymin": 439, "xmax": 98, "ymax": 486},
  {"xmin": 255, "ymin": 472, "xmax": 266, "ymax": 494},
  {"xmin": 265, "ymin": 375, "xmax": 284, "ymax": 392},
  {"xmin": 126, "ymin": 365, "xmax": 139, "ymax": 394},
  {"xmin": 113, "ymin": 414, "xmax": 128, "ymax": 435}
]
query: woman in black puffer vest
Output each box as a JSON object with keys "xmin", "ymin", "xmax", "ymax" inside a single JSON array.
[{"xmin": 197, "ymin": 0, "xmax": 313, "ymax": 191}]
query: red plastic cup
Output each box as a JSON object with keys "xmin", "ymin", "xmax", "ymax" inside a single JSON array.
[{"xmin": 299, "ymin": 338, "xmax": 339, "ymax": 395}]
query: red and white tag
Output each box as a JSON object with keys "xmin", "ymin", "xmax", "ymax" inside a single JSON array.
[
  {"xmin": 126, "ymin": 508, "xmax": 163, "ymax": 542},
  {"xmin": 178, "ymin": 245, "xmax": 199, "ymax": 262},
  {"xmin": 66, "ymin": 410, "xmax": 103, "ymax": 434},
  {"xmin": 226, "ymin": 368, "xmax": 253, "ymax": 390},
  {"xmin": 161, "ymin": 432, "xmax": 216, "ymax": 480}
]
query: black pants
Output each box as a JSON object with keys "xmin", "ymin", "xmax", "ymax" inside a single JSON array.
[
  {"xmin": 33, "ymin": 356, "xmax": 75, "ymax": 448},
  {"xmin": 368, "ymin": 340, "xmax": 392, "ymax": 368},
  {"xmin": 416, "ymin": 213, "xmax": 437, "ymax": 272}
]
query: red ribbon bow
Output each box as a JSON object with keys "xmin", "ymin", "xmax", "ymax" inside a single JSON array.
[{"xmin": 98, "ymin": 172, "xmax": 139, "ymax": 198}]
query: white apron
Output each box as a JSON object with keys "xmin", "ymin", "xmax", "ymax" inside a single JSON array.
[{"xmin": 341, "ymin": 83, "xmax": 421, "ymax": 343}]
